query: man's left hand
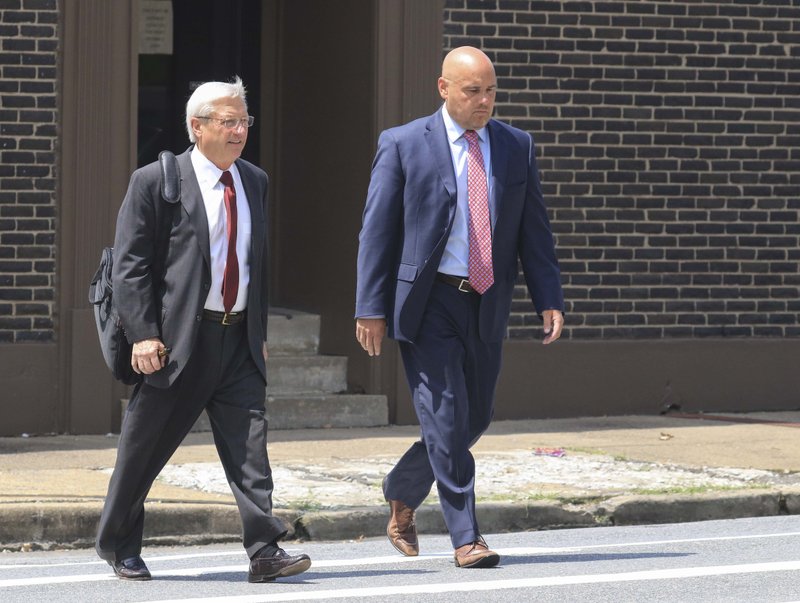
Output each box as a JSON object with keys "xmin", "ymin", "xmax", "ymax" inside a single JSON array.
[
  {"xmin": 131, "ymin": 337, "xmax": 167, "ymax": 374},
  {"xmin": 542, "ymin": 309, "xmax": 563, "ymax": 345}
]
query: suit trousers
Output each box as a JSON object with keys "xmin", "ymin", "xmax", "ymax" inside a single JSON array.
[
  {"xmin": 95, "ymin": 318, "xmax": 286, "ymax": 562},
  {"xmin": 386, "ymin": 280, "xmax": 503, "ymax": 549}
]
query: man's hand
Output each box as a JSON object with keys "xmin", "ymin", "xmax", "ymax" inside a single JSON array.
[
  {"xmin": 542, "ymin": 309, "xmax": 564, "ymax": 345},
  {"xmin": 262, "ymin": 341, "xmax": 269, "ymax": 362},
  {"xmin": 131, "ymin": 337, "xmax": 167, "ymax": 374},
  {"xmin": 356, "ymin": 318, "xmax": 387, "ymax": 357}
]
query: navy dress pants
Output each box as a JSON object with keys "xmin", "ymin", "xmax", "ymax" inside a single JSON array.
[
  {"xmin": 385, "ymin": 280, "xmax": 503, "ymax": 549},
  {"xmin": 95, "ymin": 318, "xmax": 286, "ymax": 562}
]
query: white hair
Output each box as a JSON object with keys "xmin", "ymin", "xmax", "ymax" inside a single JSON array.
[{"xmin": 185, "ymin": 76, "xmax": 248, "ymax": 143}]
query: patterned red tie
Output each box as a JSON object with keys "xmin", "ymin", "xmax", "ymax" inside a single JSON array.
[
  {"xmin": 219, "ymin": 170, "xmax": 239, "ymax": 313},
  {"xmin": 464, "ymin": 130, "xmax": 494, "ymax": 294}
]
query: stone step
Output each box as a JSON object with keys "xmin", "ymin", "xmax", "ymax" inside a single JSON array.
[
  {"xmin": 265, "ymin": 355, "xmax": 348, "ymax": 395},
  {"xmin": 267, "ymin": 308, "xmax": 320, "ymax": 356},
  {"xmin": 121, "ymin": 307, "xmax": 387, "ymax": 434},
  {"xmin": 266, "ymin": 394, "xmax": 388, "ymax": 429},
  {"xmin": 187, "ymin": 393, "xmax": 389, "ymax": 431}
]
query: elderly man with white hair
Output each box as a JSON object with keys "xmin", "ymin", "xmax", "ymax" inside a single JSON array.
[{"xmin": 95, "ymin": 77, "xmax": 310, "ymax": 583}]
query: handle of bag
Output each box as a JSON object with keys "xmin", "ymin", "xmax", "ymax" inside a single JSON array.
[{"xmin": 158, "ymin": 150, "xmax": 181, "ymax": 204}]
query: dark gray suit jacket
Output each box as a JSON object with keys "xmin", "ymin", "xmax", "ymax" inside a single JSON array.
[{"xmin": 112, "ymin": 146, "xmax": 269, "ymax": 388}]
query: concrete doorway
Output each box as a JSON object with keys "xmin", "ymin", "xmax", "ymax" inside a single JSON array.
[{"xmin": 137, "ymin": 0, "xmax": 263, "ymax": 167}]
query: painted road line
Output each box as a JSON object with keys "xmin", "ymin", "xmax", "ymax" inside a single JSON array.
[
  {"xmin": 147, "ymin": 560, "xmax": 800, "ymax": 603},
  {"xmin": 4, "ymin": 530, "xmax": 800, "ymax": 571},
  {"xmin": 2, "ymin": 530, "xmax": 800, "ymax": 587}
]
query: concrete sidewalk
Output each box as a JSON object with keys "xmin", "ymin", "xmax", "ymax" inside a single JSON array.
[{"xmin": 1, "ymin": 412, "xmax": 800, "ymax": 552}]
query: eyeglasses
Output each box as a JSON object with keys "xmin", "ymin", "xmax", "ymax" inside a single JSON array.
[{"xmin": 195, "ymin": 115, "xmax": 255, "ymax": 129}]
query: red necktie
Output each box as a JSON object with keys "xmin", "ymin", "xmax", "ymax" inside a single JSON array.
[
  {"xmin": 464, "ymin": 130, "xmax": 494, "ymax": 294},
  {"xmin": 219, "ymin": 170, "xmax": 239, "ymax": 313}
]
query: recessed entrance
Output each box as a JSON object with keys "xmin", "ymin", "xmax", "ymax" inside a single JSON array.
[{"xmin": 137, "ymin": 0, "xmax": 263, "ymax": 167}]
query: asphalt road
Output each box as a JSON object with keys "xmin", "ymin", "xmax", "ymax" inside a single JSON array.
[{"xmin": 1, "ymin": 516, "xmax": 799, "ymax": 602}]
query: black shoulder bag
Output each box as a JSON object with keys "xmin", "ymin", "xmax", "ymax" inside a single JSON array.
[{"xmin": 88, "ymin": 151, "xmax": 181, "ymax": 384}]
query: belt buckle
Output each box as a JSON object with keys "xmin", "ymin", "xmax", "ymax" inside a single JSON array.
[
  {"xmin": 221, "ymin": 312, "xmax": 233, "ymax": 326},
  {"xmin": 458, "ymin": 279, "xmax": 471, "ymax": 293}
]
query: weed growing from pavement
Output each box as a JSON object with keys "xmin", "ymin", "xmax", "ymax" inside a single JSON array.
[
  {"xmin": 477, "ymin": 492, "xmax": 560, "ymax": 503},
  {"xmin": 628, "ymin": 483, "xmax": 772, "ymax": 496},
  {"xmin": 477, "ymin": 484, "xmax": 771, "ymax": 504},
  {"xmin": 289, "ymin": 498, "xmax": 326, "ymax": 511},
  {"xmin": 477, "ymin": 492, "xmax": 608, "ymax": 505}
]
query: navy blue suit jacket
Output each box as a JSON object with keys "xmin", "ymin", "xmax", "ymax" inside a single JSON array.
[{"xmin": 356, "ymin": 110, "xmax": 564, "ymax": 343}]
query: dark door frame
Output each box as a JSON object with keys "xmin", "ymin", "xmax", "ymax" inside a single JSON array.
[
  {"xmin": 53, "ymin": 0, "xmax": 443, "ymax": 434},
  {"xmin": 58, "ymin": 0, "xmax": 139, "ymax": 433}
]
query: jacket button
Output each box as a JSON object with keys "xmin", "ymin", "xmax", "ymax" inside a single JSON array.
[{"xmin": 196, "ymin": 314, "xmax": 202, "ymax": 321}]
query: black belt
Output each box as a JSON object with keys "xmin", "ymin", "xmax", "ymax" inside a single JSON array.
[
  {"xmin": 203, "ymin": 309, "xmax": 246, "ymax": 325},
  {"xmin": 436, "ymin": 273, "xmax": 477, "ymax": 294}
]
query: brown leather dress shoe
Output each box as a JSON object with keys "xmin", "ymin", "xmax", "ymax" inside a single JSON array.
[
  {"xmin": 387, "ymin": 498, "xmax": 419, "ymax": 556},
  {"xmin": 248, "ymin": 547, "xmax": 311, "ymax": 583},
  {"xmin": 454, "ymin": 537, "xmax": 500, "ymax": 568},
  {"xmin": 109, "ymin": 555, "xmax": 151, "ymax": 580}
]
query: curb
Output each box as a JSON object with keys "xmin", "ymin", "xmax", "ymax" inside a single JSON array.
[
  {"xmin": 2, "ymin": 488, "xmax": 799, "ymax": 552},
  {"xmin": 598, "ymin": 491, "xmax": 783, "ymax": 526}
]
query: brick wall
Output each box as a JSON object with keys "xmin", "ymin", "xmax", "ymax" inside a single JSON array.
[
  {"xmin": 444, "ymin": 0, "xmax": 800, "ymax": 340},
  {"xmin": 0, "ymin": 0, "xmax": 58, "ymax": 343}
]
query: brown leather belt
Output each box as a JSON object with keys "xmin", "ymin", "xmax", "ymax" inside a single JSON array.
[
  {"xmin": 203, "ymin": 309, "xmax": 246, "ymax": 325},
  {"xmin": 436, "ymin": 273, "xmax": 477, "ymax": 293}
]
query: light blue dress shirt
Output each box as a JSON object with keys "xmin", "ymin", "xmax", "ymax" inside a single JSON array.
[{"xmin": 437, "ymin": 104, "xmax": 493, "ymax": 278}]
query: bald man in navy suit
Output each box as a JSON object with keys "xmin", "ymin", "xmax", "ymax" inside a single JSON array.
[{"xmin": 355, "ymin": 47, "xmax": 564, "ymax": 569}]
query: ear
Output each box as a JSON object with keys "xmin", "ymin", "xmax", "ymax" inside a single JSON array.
[
  {"xmin": 190, "ymin": 117, "xmax": 203, "ymax": 140},
  {"xmin": 437, "ymin": 77, "xmax": 448, "ymax": 101}
]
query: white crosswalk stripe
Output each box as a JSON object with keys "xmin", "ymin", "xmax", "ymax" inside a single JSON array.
[
  {"xmin": 146, "ymin": 561, "xmax": 800, "ymax": 603},
  {"xmin": 5, "ymin": 558, "xmax": 800, "ymax": 601},
  {"xmin": 1, "ymin": 529, "xmax": 799, "ymax": 600}
]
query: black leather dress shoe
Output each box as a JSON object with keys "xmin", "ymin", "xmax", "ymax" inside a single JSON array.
[
  {"xmin": 248, "ymin": 548, "xmax": 311, "ymax": 583},
  {"xmin": 109, "ymin": 555, "xmax": 151, "ymax": 580}
]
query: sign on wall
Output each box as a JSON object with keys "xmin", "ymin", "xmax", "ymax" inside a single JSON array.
[{"xmin": 139, "ymin": 0, "xmax": 173, "ymax": 55}]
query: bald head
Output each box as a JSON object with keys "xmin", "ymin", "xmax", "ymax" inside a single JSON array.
[
  {"xmin": 441, "ymin": 46, "xmax": 495, "ymax": 81},
  {"xmin": 438, "ymin": 46, "xmax": 497, "ymax": 130}
]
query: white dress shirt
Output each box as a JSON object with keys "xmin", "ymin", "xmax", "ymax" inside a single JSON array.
[{"xmin": 191, "ymin": 147, "xmax": 251, "ymax": 312}]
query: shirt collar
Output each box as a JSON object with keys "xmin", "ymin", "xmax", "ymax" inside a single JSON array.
[
  {"xmin": 441, "ymin": 104, "xmax": 488, "ymax": 145},
  {"xmin": 191, "ymin": 146, "xmax": 237, "ymax": 191}
]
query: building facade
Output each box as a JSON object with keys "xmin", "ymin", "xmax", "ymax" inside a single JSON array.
[{"xmin": 1, "ymin": 0, "xmax": 798, "ymax": 435}]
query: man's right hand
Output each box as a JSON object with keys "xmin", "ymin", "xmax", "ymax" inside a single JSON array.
[
  {"xmin": 356, "ymin": 318, "xmax": 386, "ymax": 357},
  {"xmin": 131, "ymin": 337, "xmax": 167, "ymax": 374}
]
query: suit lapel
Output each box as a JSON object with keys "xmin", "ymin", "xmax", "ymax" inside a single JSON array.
[
  {"xmin": 487, "ymin": 120, "xmax": 508, "ymax": 233},
  {"xmin": 177, "ymin": 148, "xmax": 211, "ymax": 271},
  {"xmin": 236, "ymin": 159, "xmax": 265, "ymax": 269},
  {"xmin": 424, "ymin": 112, "xmax": 457, "ymax": 204},
  {"xmin": 426, "ymin": 114, "xmax": 508, "ymax": 233}
]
